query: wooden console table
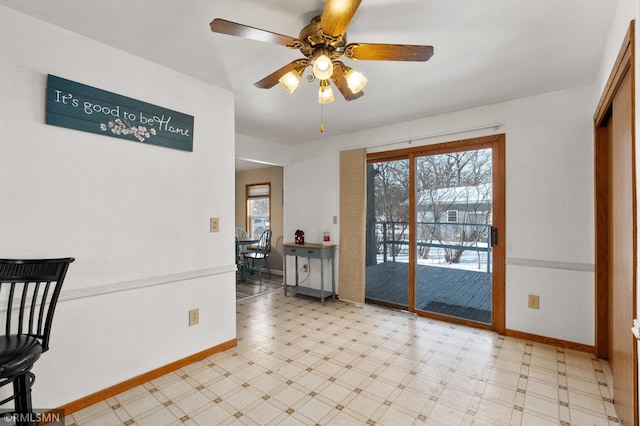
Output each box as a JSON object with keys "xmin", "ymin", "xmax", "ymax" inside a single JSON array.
[{"xmin": 283, "ymin": 242, "xmax": 336, "ymax": 304}]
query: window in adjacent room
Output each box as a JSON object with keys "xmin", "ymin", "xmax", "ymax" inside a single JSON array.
[{"xmin": 246, "ymin": 183, "xmax": 271, "ymax": 238}]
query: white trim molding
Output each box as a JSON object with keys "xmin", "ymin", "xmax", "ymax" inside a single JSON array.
[
  {"xmin": 58, "ymin": 264, "xmax": 237, "ymax": 303},
  {"xmin": 507, "ymin": 257, "xmax": 594, "ymax": 272}
]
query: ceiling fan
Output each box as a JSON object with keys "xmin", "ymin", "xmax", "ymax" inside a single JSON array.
[{"xmin": 210, "ymin": 0, "xmax": 434, "ymax": 105}]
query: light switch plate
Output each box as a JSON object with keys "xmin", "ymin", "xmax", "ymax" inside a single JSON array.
[
  {"xmin": 189, "ymin": 308, "xmax": 199, "ymax": 326},
  {"xmin": 210, "ymin": 217, "xmax": 219, "ymax": 232}
]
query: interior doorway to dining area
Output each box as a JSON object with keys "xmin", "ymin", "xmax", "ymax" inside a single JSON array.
[{"xmin": 235, "ymin": 164, "xmax": 284, "ymax": 299}]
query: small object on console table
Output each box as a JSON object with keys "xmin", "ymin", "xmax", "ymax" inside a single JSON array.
[{"xmin": 295, "ymin": 229, "xmax": 305, "ymax": 245}]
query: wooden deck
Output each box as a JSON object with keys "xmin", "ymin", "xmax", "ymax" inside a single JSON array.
[{"xmin": 365, "ymin": 261, "xmax": 491, "ymax": 323}]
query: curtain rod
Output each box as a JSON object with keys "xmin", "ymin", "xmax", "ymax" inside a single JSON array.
[{"xmin": 356, "ymin": 122, "xmax": 503, "ymax": 151}]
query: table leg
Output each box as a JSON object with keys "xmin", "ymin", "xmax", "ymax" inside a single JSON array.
[
  {"xmin": 320, "ymin": 255, "xmax": 325, "ymax": 305},
  {"xmin": 331, "ymin": 255, "xmax": 335, "ymax": 300},
  {"xmin": 283, "ymin": 252, "xmax": 288, "ymax": 296}
]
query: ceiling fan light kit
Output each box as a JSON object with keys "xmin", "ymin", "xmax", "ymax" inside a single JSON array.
[
  {"xmin": 312, "ymin": 50, "xmax": 334, "ymax": 80},
  {"xmin": 278, "ymin": 68, "xmax": 304, "ymax": 94},
  {"xmin": 318, "ymin": 80, "xmax": 335, "ymax": 104},
  {"xmin": 344, "ymin": 66, "xmax": 367, "ymax": 94},
  {"xmin": 210, "ymin": 0, "xmax": 433, "ymax": 126}
]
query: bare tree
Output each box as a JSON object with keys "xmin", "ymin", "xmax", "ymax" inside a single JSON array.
[
  {"xmin": 372, "ymin": 160, "xmax": 409, "ymax": 258},
  {"xmin": 416, "ymin": 149, "xmax": 492, "ymax": 265},
  {"xmin": 367, "ymin": 149, "xmax": 492, "ymax": 268}
]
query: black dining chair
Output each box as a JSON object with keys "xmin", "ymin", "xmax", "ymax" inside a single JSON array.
[
  {"xmin": 0, "ymin": 258, "xmax": 74, "ymax": 425},
  {"xmin": 244, "ymin": 229, "xmax": 271, "ymax": 283}
]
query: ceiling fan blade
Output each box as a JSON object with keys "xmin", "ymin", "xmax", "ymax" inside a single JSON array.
[
  {"xmin": 345, "ymin": 43, "xmax": 434, "ymax": 61},
  {"xmin": 331, "ymin": 62, "xmax": 364, "ymax": 101},
  {"xmin": 210, "ymin": 18, "xmax": 303, "ymax": 48},
  {"xmin": 254, "ymin": 59, "xmax": 309, "ymax": 89},
  {"xmin": 320, "ymin": 0, "xmax": 362, "ymax": 38}
]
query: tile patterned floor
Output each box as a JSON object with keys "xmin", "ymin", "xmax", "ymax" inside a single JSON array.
[
  {"xmin": 65, "ymin": 289, "xmax": 619, "ymax": 425},
  {"xmin": 236, "ymin": 273, "xmax": 282, "ymax": 300}
]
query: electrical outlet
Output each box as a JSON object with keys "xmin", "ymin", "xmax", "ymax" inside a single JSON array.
[
  {"xmin": 528, "ymin": 294, "xmax": 540, "ymax": 310},
  {"xmin": 209, "ymin": 217, "xmax": 219, "ymax": 233},
  {"xmin": 189, "ymin": 308, "xmax": 199, "ymax": 326},
  {"xmin": 302, "ymin": 264, "xmax": 308, "ymax": 272}
]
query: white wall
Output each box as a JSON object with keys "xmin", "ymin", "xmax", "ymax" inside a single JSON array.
[
  {"xmin": 282, "ymin": 84, "xmax": 596, "ymax": 345},
  {"xmin": 0, "ymin": 7, "xmax": 236, "ymax": 408},
  {"xmin": 594, "ymin": 0, "xmax": 637, "ymax": 97},
  {"xmin": 236, "ymin": 133, "xmax": 290, "ymax": 167}
]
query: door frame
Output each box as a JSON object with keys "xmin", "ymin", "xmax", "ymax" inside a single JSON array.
[
  {"xmin": 593, "ymin": 20, "xmax": 637, "ymax": 426},
  {"xmin": 367, "ymin": 133, "xmax": 506, "ymax": 334},
  {"xmin": 594, "ymin": 21, "xmax": 635, "ymax": 358}
]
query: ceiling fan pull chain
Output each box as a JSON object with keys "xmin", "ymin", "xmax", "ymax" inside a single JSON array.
[{"xmin": 320, "ymin": 104, "xmax": 325, "ymax": 132}]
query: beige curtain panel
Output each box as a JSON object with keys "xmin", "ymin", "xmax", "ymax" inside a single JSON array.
[{"xmin": 338, "ymin": 148, "xmax": 366, "ymax": 303}]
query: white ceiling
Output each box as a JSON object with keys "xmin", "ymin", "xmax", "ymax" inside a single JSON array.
[{"xmin": 1, "ymin": 0, "xmax": 618, "ymax": 148}]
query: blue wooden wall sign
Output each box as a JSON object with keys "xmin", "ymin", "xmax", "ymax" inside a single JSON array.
[{"xmin": 46, "ymin": 74, "xmax": 194, "ymax": 152}]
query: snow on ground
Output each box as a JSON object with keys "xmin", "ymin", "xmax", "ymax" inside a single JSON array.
[{"xmin": 377, "ymin": 245, "xmax": 492, "ymax": 273}]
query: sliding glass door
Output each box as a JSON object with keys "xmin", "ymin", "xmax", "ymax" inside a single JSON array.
[
  {"xmin": 414, "ymin": 148, "xmax": 493, "ymax": 323},
  {"xmin": 365, "ymin": 135, "xmax": 504, "ymax": 330},
  {"xmin": 365, "ymin": 159, "xmax": 409, "ymax": 310}
]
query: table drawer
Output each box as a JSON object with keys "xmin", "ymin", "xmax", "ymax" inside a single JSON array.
[{"xmin": 285, "ymin": 246, "xmax": 321, "ymax": 258}]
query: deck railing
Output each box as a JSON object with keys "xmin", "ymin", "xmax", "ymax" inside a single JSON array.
[{"xmin": 375, "ymin": 221, "xmax": 493, "ymax": 273}]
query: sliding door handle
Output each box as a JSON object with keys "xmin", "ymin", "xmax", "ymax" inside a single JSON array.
[{"xmin": 490, "ymin": 227, "xmax": 498, "ymax": 247}]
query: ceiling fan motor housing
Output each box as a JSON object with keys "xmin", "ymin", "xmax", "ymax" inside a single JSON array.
[{"xmin": 299, "ymin": 16, "xmax": 346, "ymax": 60}]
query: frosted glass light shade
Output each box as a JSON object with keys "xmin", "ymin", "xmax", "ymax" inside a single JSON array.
[
  {"xmin": 278, "ymin": 69, "xmax": 303, "ymax": 94},
  {"xmin": 313, "ymin": 53, "xmax": 334, "ymax": 80},
  {"xmin": 318, "ymin": 81, "xmax": 335, "ymax": 104},
  {"xmin": 345, "ymin": 68, "xmax": 367, "ymax": 94}
]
